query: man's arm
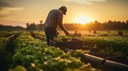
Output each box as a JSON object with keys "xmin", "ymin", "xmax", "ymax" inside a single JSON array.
[
  {"xmin": 58, "ymin": 13, "xmax": 69, "ymax": 35},
  {"xmin": 58, "ymin": 22, "xmax": 69, "ymax": 35}
]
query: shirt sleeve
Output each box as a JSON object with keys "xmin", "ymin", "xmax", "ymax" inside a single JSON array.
[{"xmin": 57, "ymin": 12, "xmax": 63, "ymax": 24}]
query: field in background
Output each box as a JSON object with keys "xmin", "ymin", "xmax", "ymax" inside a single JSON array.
[{"xmin": 58, "ymin": 30, "xmax": 128, "ymax": 36}]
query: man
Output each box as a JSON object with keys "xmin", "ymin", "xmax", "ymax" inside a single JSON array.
[{"xmin": 44, "ymin": 6, "xmax": 69, "ymax": 45}]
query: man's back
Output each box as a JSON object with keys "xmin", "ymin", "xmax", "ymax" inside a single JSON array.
[{"xmin": 45, "ymin": 9, "xmax": 63, "ymax": 29}]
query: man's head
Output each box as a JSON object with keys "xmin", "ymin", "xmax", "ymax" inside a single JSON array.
[{"xmin": 59, "ymin": 6, "xmax": 67, "ymax": 15}]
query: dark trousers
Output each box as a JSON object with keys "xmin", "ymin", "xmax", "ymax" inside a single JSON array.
[{"xmin": 45, "ymin": 27, "xmax": 57, "ymax": 45}]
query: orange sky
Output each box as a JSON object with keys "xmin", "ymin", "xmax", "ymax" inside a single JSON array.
[{"xmin": 0, "ymin": 0, "xmax": 128, "ymax": 27}]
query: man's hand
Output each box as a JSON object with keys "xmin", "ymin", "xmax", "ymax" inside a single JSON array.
[
  {"xmin": 65, "ymin": 31, "xmax": 69, "ymax": 36},
  {"xmin": 56, "ymin": 31, "xmax": 59, "ymax": 36}
]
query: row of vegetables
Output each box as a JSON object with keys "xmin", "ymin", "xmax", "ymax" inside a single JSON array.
[
  {"xmin": 11, "ymin": 32, "xmax": 99, "ymax": 71},
  {"xmin": 0, "ymin": 37, "xmax": 11, "ymax": 66},
  {"xmin": 54, "ymin": 35, "xmax": 128, "ymax": 65},
  {"xmin": 0, "ymin": 31, "xmax": 19, "ymax": 37},
  {"xmin": 82, "ymin": 36, "xmax": 128, "ymax": 58},
  {"xmin": 0, "ymin": 37, "xmax": 8, "ymax": 53},
  {"xmin": 34, "ymin": 31, "xmax": 128, "ymax": 56},
  {"xmin": 34, "ymin": 31, "xmax": 128, "ymax": 64},
  {"xmin": 0, "ymin": 37, "xmax": 9, "ymax": 71},
  {"xmin": 0, "ymin": 32, "xmax": 19, "ymax": 71}
]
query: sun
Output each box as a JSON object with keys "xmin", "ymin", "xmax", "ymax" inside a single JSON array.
[{"xmin": 75, "ymin": 16, "xmax": 92, "ymax": 25}]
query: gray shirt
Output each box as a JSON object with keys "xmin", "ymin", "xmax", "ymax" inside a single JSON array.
[{"xmin": 45, "ymin": 9, "xmax": 63, "ymax": 29}]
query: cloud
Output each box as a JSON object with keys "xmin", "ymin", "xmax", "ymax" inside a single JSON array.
[
  {"xmin": 0, "ymin": 0, "xmax": 24, "ymax": 19},
  {"xmin": 0, "ymin": 0, "xmax": 13, "ymax": 9},
  {"xmin": 61, "ymin": 0, "xmax": 107, "ymax": 4},
  {"xmin": 0, "ymin": 7, "xmax": 24, "ymax": 19},
  {"xmin": 89, "ymin": 0, "xmax": 107, "ymax": 2},
  {"xmin": 0, "ymin": 7, "xmax": 24, "ymax": 15}
]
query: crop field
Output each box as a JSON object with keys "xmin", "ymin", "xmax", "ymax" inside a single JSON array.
[{"xmin": 0, "ymin": 31, "xmax": 128, "ymax": 71}]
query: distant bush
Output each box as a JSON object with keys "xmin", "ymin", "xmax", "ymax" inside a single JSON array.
[
  {"xmin": 99, "ymin": 34, "xmax": 108, "ymax": 36},
  {"xmin": 93, "ymin": 30, "xmax": 97, "ymax": 34},
  {"xmin": 107, "ymin": 30, "xmax": 110, "ymax": 33},
  {"xmin": 89, "ymin": 30, "xmax": 91, "ymax": 33},
  {"xmin": 118, "ymin": 31, "xmax": 123, "ymax": 36}
]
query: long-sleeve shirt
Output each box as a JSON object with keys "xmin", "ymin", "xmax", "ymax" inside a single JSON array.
[{"xmin": 44, "ymin": 9, "xmax": 63, "ymax": 29}]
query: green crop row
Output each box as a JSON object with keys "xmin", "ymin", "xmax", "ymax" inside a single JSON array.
[
  {"xmin": 0, "ymin": 37, "xmax": 8, "ymax": 52},
  {"xmin": 47, "ymin": 34, "xmax": 128, "ymax": 61},
  {"xmin": 11, "ymin": 32, "xmax": 98, "ymax": 71},
  {"xmin": 0, "ymin": 31, "xmax": 19, "ymax": 37},
  {"xmin": 0, "ymin": 37, "xmax": 13, "ymax": 71},
  {"xmin": 82, "ymin": 36, "xmax": 128, "ymax": 58},
  {"xmin": 52, "ymin": 34, "xmax": 128, "ymax": 58},
  {"xmin": 33, "ymin": 31, "xmax": 45, "ymax": 37}
]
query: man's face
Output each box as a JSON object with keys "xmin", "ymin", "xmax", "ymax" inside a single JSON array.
[{"xmin": 62, "ymin": 9, "xmax": 67, "ymax": 15}]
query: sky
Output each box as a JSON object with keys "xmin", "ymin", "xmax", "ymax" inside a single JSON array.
[{"xmin": 0, "ymin": 0, "xmax": 128, "ymax": 27}]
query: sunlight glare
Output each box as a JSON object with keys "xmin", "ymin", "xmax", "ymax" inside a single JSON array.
[{"xmin": 75, "ymin": 16, "xmax": 92, "ymax": 24}]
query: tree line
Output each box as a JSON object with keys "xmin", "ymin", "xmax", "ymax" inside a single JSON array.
[
  {"xmin": 26, "ymin": 20, "xmax": 128, "ymax": 31},
  {"xmin": 0, "ymin": 24, "xmax": 25, "ymax": 31},
  {"xmin": 0, "ymin": 20, "xmax": 128, "ymax": 31}
]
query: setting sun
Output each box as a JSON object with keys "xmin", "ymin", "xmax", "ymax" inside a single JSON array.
[{"xmin": 75, "ymin": 16, "xmax": 92, "ymax": 25}]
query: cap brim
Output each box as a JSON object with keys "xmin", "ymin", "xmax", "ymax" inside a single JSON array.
[{"xmin": 64, "ymin": 12, "xmax": 66, "ymax": 15}]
